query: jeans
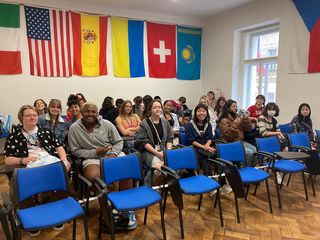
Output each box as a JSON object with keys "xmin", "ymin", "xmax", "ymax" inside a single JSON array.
[{"xmin": 241, "ymin": 141, "xmax": 257, "ymax": 167}]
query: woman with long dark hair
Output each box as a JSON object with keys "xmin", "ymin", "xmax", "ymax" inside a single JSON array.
[
  {"xmin": 290, "ymin": 103, "xmax": 314, "ymax": 141},
  {"xmin": 218, "ymin": 99, "xmax": 256, "ymax": 166}
]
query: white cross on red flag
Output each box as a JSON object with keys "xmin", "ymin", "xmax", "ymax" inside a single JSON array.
[{"xmin": 147, "ymin": 22, "xmax": 176, "ymax": 78}]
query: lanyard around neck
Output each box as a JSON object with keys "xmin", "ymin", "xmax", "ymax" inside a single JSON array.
[{"xmin": 149, "ymin": 118, "xmax": 162, "ymax": 144}]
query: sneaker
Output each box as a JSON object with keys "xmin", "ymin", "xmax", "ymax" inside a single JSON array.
[
  {"xmin": 209, "ymin": 190, "xmax": 217, "ymax": 197},
  {"xmin": 276, "ymin": 172, "xmax": 282, "ymax": 185},
  {"xmin": 220, "ymin": 184, "xmax": 233, "ymax": 195},
  {"xmin": 28, "ymin": 230, "xmax": 41, "ymax": 237},
  {"xmin": 126, "ymin": 211, "xmax": 137, "ymax": 230},
  {"xmin": 52, "ymin": 224, "xmax": 64, "ymax": 231}
]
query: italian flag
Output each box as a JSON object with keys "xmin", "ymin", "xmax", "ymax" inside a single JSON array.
[{"xmin": 0, "ymin": 3, "xmax": 22, "ymax": 74}]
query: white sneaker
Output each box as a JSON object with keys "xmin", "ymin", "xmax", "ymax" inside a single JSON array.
[
  {"xmin": 52, "ymin": 224, "xmax": 64, "ymax": 231},
  {"xmin": 276, "ymin": 172, "xmax": 282, "ymax": 184},
  {"xmin": 126, "ymin": 211, "xmax": 137, "ymax": 230},
  {"xmin": 220, "ymin": 184, "xmax": 232, "ymax": 194},
  {"xmin": 209, "ymin": 190, "xmax": 217, "ymax": 197},
  {"xmin": 28, "ymin": 230, "xmax": 41, "ymax": 237}
]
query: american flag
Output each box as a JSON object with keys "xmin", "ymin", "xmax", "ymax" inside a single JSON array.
[{"xmin": 25, "ymin": 6, "xmax": 72, "ymax": 77}]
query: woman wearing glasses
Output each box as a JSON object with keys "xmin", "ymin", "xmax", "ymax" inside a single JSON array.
[{"xmin": 4, "ymin": 105, "xmax": 70, "ymax": 171}]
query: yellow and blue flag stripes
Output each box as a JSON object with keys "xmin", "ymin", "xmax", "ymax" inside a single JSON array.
[
  {"xmin": 111, "ymin": 17, "xmax": 145, "ymax": 77},
  {"xmin": 177, "ymin": 26, "xmax": 202, "ymax": 80}
]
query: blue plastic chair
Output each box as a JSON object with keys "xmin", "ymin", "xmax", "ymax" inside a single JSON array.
[
  {"xmin": 216, "ymin": 141, "xmax": 272, "ymax": 223},
  {"xmin": 287, "ymin": 132, "xmax": 311, "ymax": 151},
  {"xmin": 255, "ymin": 136, "xmax": 307, "ymax": 209},
  {"xmin": 8, "ymin": 162, "xmax": 88, "ymax": 240},
  {"xmin": 95, "ymin": 153, "xmax": 166, "ymax": 240},
  {"xmin": 279, "ymin": 123, "xmax": 291, "ymax": 135},
  {"xmin": 162, "ymin": 147, "xmax": 223, "ymax": 239}
]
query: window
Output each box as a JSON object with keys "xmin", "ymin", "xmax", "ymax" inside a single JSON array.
[{"xmin": 241, "ymin": 25, "xmax": 279, "ymax": 107}]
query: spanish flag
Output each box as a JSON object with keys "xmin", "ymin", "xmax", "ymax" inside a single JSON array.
[
  {"xmin": 71, "ymin": 12, "xmax": 107, "ymax": 76},
  {"xmin": 111, "ymin": 17, "xmax": 145, "ymax": 77}
]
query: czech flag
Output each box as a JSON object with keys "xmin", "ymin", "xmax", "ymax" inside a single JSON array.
[
  {"xmin": 71, "ymin": 12, "xmax": 107, "ymax": 76},
  {"xmin": 292, "ymin": 0, "xmax": 320, "ymax": 73},
  {"xmin": 111, "ymin": 17, "xmax": 145, "ymax": 78}
]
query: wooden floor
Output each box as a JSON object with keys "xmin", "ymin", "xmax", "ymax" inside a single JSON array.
[{"xmin": 1, "ymin": 169, "xmax": 320, "ymax": 240}]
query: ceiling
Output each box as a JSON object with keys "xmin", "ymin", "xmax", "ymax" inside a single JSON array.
[{"xmin": 75, "ymin": 0, "xmax": 256, "ymax": 19}]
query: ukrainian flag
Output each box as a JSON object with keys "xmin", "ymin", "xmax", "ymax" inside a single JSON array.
[
  {"xmin": 111, "ymin": 17, "xmax": 145, "ymax": 77},
  {"xmin": 177, "ymin": 26, "xmax": 202, "ymax": 80}
]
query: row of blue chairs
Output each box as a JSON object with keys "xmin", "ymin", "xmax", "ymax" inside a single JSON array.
[{"xmin": 1, "ymin": 132, "xmax": 318, "ymax": 239}]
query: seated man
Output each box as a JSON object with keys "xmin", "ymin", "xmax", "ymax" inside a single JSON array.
[{"xmin": 68, "ymin": 102, "xmax": 124, "ymax": 182}]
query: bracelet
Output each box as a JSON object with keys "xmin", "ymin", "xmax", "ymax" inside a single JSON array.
[{"xmin": 19, "ymin": 158, "xmax": 25, "ymax": 165}]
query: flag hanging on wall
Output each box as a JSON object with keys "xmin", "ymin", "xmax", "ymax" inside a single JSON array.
[
  {"xmin": 0, "ymin": 3, "xmax": 22, "ymax": 74},
  {"xmin": 71, "ymin": 12, "xmax": 107, "ymax": 76},
  {"xmin": 292, "ymin": 0, "xmax": 320, "ymax": 73},
  {"xmin": 147, "ymin": 22, "xmax": 176, "ymax": 78},
  {"xmin": 177, "ymin": 26, "xmax": 201, "ymax": 80},
  {"xmin": 25, "ymin": 6, "xmax": 72, "ymax": 77},
  {"xmin": 111, "ymin": 17, "xmax": 145, "ymax": 78}
]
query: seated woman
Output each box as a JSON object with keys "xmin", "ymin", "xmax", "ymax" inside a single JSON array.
[
  {"xmin": 247, "ymin": 94, "xmax": 265, "ymax": 123},
  {"xmin": 214, "ymin": 96, "xmax": 226, "ymax": 119},
  {"xmin": 162, "ymin": 100, "xmax": 180, "ymax": 140},
  {"xmin": 33, "ymin": 99, "xmax": 47, "ymax": 117},
  {"xmin": 290, "ymin": 103, "xmax": 315, "ymax": 143},
  {"xmin": 132, "ymin": 96, "xmax": 143, "ymax": 117},
  {"xmin": 4, "ymin": 105, "xmax": 70, "ymax": 171},
  {"xmin": 257, "ymin": 102, "xmax": 287, "ymax": 149},
  {"xmin": 185, "ymin": 103, "xmax": 215, "ymax": 175},
  {"xmin": 38, "ymin": 99, "xmax": 67, "ymax": 145},
  {"xmin": 115, "ymin": 100, "xmax": 141, "ymax": 153},
  {"xmin": 199, "ymin": 95, "xmax": 217, "ymax": 135},
  {"xmin": 218, "ymin": 99, "xmax": 256, "ymax": 167},
  {"xmin": 66, "ymin": 94, "xmax": 81, "ymax": 130},
  {"xmin": 136, "ymin": 100, "xmax": 173, "ymax": 185}
]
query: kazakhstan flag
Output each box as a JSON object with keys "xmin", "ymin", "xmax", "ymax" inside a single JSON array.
[
  {"xmin": 177, "ymin": 26, "xmax": 202, "ymax": 80},
  {"xmin": 111, "ymin": 17, "xmax": 145, "ymax": 77}
]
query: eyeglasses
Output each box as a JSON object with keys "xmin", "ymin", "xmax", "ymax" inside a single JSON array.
[{"xmin": 23, "ymin": 114, "xmax": 38, "ymax": 118}]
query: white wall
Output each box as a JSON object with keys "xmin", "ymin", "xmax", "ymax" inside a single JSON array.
[
  {"xmin": 202, "ymin": 0, "xmax": 320, "ymax": 128},
  {"xmin": 1, "ymin": 0, "xmax": 203, "ymax": 123}
]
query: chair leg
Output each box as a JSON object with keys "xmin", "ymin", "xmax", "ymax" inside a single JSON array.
[
  {"xmin": 72, "ymin": 219, "xmax": 76, "ymax": 240},
  {"xmin": 302, "ymin": 171, "xmax": 308, "ymax": 201},
  {"xmin": 214, "ymin": 192, "xmax": 218, "ymax": 208},
  {"xmin": 178, "ymin": 209, "xmax": 184, "ymax": 239},
  {"xmin": 253, "ymin": 184, "xmax": 259, "ymax": 196},
  {"xmin": 216, "ymin": 190, "xmax": 224, "ymax": 227},
  {"xmin": 162, "ymin": 190, "xmax": 168, "ymax": 214},
  {"xmin": 245, "ymin": 184, "xmax": 250, "ymax": 200},
  {"xmin": 274, "ymin": 172, "xmax": 282, "ymax": 209},
  {"xmin": 286, "ymin": 173, "xmax": 292, "ymax": 186},
  {"xmin": 279, "ymin": 173, "xmax": 286, "ymax": 189},
  {"xmin": 311, "ymin": 174, "xmax": 316, "ymax": 197},
  {"xmin": 98, "ymin": 211, "xmax": 102, "ymax": 240},
  {"xmin": 265, "ymin": 179, "xmax": 273, "ymax": 213},
  {"xmin": 159, "ymin": 202, "xmax": 167, "ymax": 240},
  {"xmin": 83, "ymin": 214, "xmax": 89, "ymax": 240},
  {"xmin": 234, "ymin": 195, "xmax": 240, "ymax": 223},
  {"xmin": 198, "ymin": 194, "xmax": 203, "ymax": 211},
  {"xmin": 143, "ymin": 207, "xmax": 148, "ymax": 225},
  {"xmin": 109, "ymin": 206, "xmax": 115, "ymax": 240}
]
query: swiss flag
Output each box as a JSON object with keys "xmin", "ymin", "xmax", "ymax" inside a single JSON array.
[{"xmin": 147, "ymin": 22, "xmax": 176, "ymax": 78}]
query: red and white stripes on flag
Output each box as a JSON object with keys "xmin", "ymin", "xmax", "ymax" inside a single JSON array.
[{"xmin": 25, "ymin": 6, "xmax": 72, "ymax": 77}]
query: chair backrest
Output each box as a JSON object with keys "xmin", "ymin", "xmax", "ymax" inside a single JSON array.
[
  {"xmin": 164, "ymin": 147, "xmax": 198, "ymax": 171},
  {"xmin": 279, "ymin": 123, "xmax": 291, "ymax": 134},
  {"xmin": 13, "ymin": 162, "xmax": 69, "ymax": 204},
  {"xmin": 287, "ymin": 132, "xmax": 311, "ymax": 149},
  {"xmin": 101, "ymin": 153, "xmax": 143, "ymax": 185},
  {"xmin": 178, "ymin": 130, "xmax": 187, "ymax": 146},
  {"xmin": 216, "ymin": 141, "xmax": 246, "ymax": 163},
  {"xmin": 256, "ymin": 136, "xmax": 281, "ymax": 153}
]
